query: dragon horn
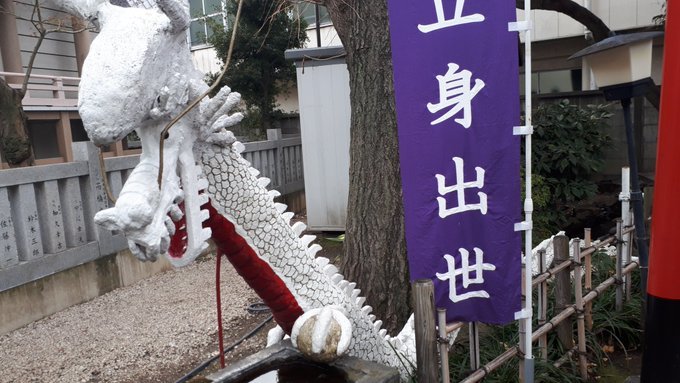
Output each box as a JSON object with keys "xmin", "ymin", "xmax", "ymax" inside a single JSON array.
[{"xmin": 157, "ymin": 0, "xmax": 190, "ymax": 33}]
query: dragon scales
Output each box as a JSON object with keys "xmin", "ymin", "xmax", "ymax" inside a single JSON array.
[{"xmin": 54, "ymin": 0, "xmax": 423, "ymax": 378}]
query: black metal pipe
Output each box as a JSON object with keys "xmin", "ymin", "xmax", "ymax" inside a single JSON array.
[
  {"xmin": 621, "ymin": 98, "xmax": 649, "ymax": 308},
  {"xmin": 315, "ymin": 4, "xmax": 321, "ymax": 48},
  {"xmin": 174, "ymin": 314, "xmax": 273, "ymax": 383}
]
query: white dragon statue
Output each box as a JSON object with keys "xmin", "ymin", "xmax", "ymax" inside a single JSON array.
[{"xmin": 53, "ymin": 0, "xmax": 426, "ymax": 379}]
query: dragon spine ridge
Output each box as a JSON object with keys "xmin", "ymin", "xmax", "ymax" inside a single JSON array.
[{"xmin": 197, "ymin": 142, "xmax": 415, "ymax": 375}]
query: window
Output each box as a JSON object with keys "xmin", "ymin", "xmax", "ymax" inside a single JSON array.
[
  {"xmin": 189, "ymin": 0, "xmax": 226, "ymax": 47},
  {"xmin": 297, "ymin": 2, "xmax": 331, "ymax": 27},
  {"xmin": 520, "ymin": 69, "xmax": 583, "ymax": 96}
]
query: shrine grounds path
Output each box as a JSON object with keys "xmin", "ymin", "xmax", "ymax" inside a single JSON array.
[{"xmin": 0, "ymin": 254, "xmax": 274, "ymax": 383}]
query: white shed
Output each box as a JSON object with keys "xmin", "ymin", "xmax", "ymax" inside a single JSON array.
[{"xmin": 285, "ymin": 47, "xmax": 350, "ymax": 231}]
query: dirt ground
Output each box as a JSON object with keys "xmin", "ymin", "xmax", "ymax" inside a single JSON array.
[{"xmin": 0, "ymin": 209, "xmax": 346, "ymax": 383}]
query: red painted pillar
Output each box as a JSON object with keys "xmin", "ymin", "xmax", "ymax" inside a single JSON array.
[{"xmin": 640, "ymin": 3, "xmax": 680, "ymax": 382}]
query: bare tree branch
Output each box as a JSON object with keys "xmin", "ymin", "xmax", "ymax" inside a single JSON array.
[
  {"xmin": 17, "ymin": 1, "xmax": 96, "ymax": 95},
  {"xmin": 516, "ymin": 0, "xmax": 661, "ymax": 110},
  {"xmin": 516, "ymin": 0, "xmax": 611, "ymax": 41}
]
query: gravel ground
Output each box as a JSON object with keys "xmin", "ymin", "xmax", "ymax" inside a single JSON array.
[{"xmin": 0, "ymin": 255, "xmax": 273, "ymax": 383}]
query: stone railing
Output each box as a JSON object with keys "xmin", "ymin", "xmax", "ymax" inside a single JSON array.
[{"xmin": 0, "ymin": 134, "xmax": 304, "ymax": 292}]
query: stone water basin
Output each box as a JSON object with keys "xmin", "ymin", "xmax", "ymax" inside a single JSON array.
[{"xmin": 206, "ymin": 340, "xmax": 400, "ymax": 383}]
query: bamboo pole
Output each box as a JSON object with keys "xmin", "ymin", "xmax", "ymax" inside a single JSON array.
[
  {"xmin": 438, "ymin": 309, "xmax": 450, "ymax": 383},
  {"xmin": 620, "ymin": 168, "xmax": 631, "ymax": 302},
  {"xmin": 573, "ymin": 239, "xmax": 588, "ymax": 380},
  {"xmin": 446, "ymin": 322, "xmax": 464, "ymax": 334},
  {"xmin": 584, "ymin": 228, "xmax": 593, "ymax": 330},
  {"xmin": 469, "ymin": 322, "xmax": 480, "ymax": 371},
  {"xmin": 459, "ymin": 261, "xmax": 640, "ymax": 383},
  {"xmin": 413, "ymin": 279, "xmax": 438, "ymax": 383},
  {"xmin": 616, "ymin": 219, "xmax": 624, "ymax": 312},
  {"xmin": 537, "ymin": 249, "xmax": 548, "ymax": 361},
  {"xmin": 531, "ymin": 230, "xmax": 631, "ymax": 289},
  {"xmin": 553, "ymin": 235, "xmax": 573, "ymax": 349}
]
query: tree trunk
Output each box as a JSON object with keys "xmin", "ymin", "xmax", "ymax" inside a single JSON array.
[
  {"xmin": 326, "ymin": 0, "xmax": 410, "ymax": 333},
  {"xmin": 320, "ymin": 0, "xmax": 662, "ymax": 334},
  {"xmin": 0, "ymin": 78, "xmax": 34, "ymax": 167}
]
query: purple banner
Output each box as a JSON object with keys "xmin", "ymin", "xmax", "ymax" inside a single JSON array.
[{"xmin": 387, "ymin": 0, "xmax": 521, "ymax": 324}]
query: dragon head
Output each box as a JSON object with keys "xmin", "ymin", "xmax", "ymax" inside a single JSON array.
[{"xmin": 60, "ymin": 0, "xmax": 194, "ymax": 146}]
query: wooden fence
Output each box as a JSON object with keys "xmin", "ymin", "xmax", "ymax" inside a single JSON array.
[
  {"xmin": 0, "ymin": 134, "xmax": 304, "ymax": 292},
  {"xmin": 413, "ymin": 168, "xmax": 639, "ymax": 383}
]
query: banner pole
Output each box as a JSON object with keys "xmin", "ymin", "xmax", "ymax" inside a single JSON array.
[{"xmin": 522, "ymin": 0, "xmax": 534, "ymax": 381}]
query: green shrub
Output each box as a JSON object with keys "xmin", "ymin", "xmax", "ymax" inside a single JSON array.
[{"xmin": 529, "ymin": 99, "xmax": 612, "ymax": 235}]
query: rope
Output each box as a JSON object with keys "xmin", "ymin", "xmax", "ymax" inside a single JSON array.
[
  {"xmin": 97, "ymin": 146, "xmax": 117, "ymax": 204},
  {"xmin": 215, "ymin": 250, "xmax": 226, "ymax": 369}
]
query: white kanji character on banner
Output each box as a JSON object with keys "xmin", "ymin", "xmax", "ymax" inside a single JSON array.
[
  {"xmin": 436, "ymin": 247, "xmax": 496, "ymax": 303},
  {"xmin": 418, "ymin": 0, "xmax": 485, "ymax": 33},
  {"xmin": 427, "ymin": 63, "xmax": 485, "ymax": 128},
  {"xmin": 436, "ymin": 157, "xmax": 487, "ymax": 218}
]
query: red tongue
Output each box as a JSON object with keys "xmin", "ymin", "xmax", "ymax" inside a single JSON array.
[{"xmin": 169, "ymin": 199, "xmax": 303, "ymax": 334}]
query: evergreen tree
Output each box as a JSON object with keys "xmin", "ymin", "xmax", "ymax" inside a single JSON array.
[{"xmin": 209, "ymin": 0, "xmax": 307, "ymax": 137}]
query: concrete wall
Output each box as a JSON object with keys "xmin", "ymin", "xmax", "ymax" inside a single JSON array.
[
  {"xmin": 0, "ymin": 249, "xmax": 172, "ymax": 335},
  {"xmin": 518, "ymin": 0, "xmax": 664, "ymax": 42}
]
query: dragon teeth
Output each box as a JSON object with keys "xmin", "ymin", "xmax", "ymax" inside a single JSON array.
[
  {"xmin": 352, "ymin": 289, "xmax": 362, "ymax": 300},
  {"xmin": 200, "ymin": 227, "xmax": 212, "ymax": 242},
  {"xmin": 306, "ymin": 244, "xmax": 321, "ymax": 258},
  {"xmin": 344, "ymin": 284, "xmax": 354, "ymax": 295},
  {"xmin": 300, "ymin": 235, "xmax": 316, "ymax": 247},
  {"xmin": 338, "ymin": 280, "xmax": 349, "ymax": 290},
  {"xmin": 373, "ymin": 320, "xmax": 383, "ymax": 331},
  {"xmin": 282, "ymin": 212, "xmax": 294, "ymax": 224},
  {"xmin": 200, "ymin": 209, "xmax": 210, "ymax": 221},
  {"xmin": 361, "ymin": 306, "xmax": 373, "ymax": 316},
  {"xmin": 274, "ymin": 203, "xmax": 287, "ymax": 213},
  {"xmin": 331, "ymin": 274, "xmax": 343, "ymax": 284},
  {"xmin": 355, "ymin": 296, "xmax": 366, "ymax": 306},
  {"xmin": 257, "ymin": 177, "xmax": 271, "ymax": 188},
  {"xmin": 315, "ymin": 257, "xmax": 330, "ymax": 267},
  {"xmin": 268, "ymin": 190, "xmax": 281, "ymax": 199},
  {"xmin": 198, "ymin": 193, "xmax": 209, "ymax": 206},
  {"xmin": 323, "ymin": 264, "xmax": 338, "ymax": 276},
  {"xmin": 369, "ymin": 314, "xmax": 376, "ymax": 322},
  {"xmin": 197, "ymin": 178, "xmax": 209, "ymax": 190},
  {"xmin": 379, "ymin": 329, "xmax": 387, "ymax": 338},
  {"xmin": 291, "ymin": 222, "xmax": 306, "ymax": 236}
]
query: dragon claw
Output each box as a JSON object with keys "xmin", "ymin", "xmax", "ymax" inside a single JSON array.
[{"xmin": 291, "ymin": 307, "xmax": 352, "ymax": 363}]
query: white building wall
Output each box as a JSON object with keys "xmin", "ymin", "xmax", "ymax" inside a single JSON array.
[
  {"xmin": 13, "ymin": 2, "xmax": 78, "ymax": 77},
  {"xmin": 190, "ymin": 47, "xmax": 222, "ymax": 74},
  {"xmin": 295, "ymin": 59, "xmax": 350, "ymax": 230},
  {"xmin": 519, "ymin": 0, "xmax": 665, "ymax": 42}
]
